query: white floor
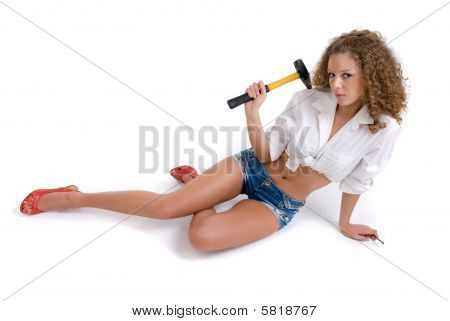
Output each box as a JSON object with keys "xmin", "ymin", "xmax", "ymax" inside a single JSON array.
[{"xmin": 1, "ymin": 1, "xmax": 449, "ymax": 320}]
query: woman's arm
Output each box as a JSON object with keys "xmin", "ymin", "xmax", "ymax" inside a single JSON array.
[
  {"xmin": 244, "ymin": 81, "xmax": 271, "ymax": 163},
  {"xmin": 339, "ymin": 192, "xmax": 360, "ymax": 227},
  {"xmin": 245, "ymin": 110, "xmax": 271, "ymax": 163},
  {"xmin": 339, "ymin": 192, "xmax": 379, "ymax": 242}
]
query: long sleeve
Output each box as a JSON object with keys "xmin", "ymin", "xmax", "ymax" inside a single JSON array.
[
  {"xmin": 339, "ymin": 124, "xmax": 401, "ymax": 194},
  {"xmin": 266, "ymin": 92, "xmax": 301, "ymax": 162}
]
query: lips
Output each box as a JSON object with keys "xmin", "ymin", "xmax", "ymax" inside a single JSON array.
[{"xmin": 335, "ymin": 93, "xmax": 345, "ymax": 98}]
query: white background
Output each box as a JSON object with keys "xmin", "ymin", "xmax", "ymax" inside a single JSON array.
[{"xmin": 1, "ymin": 0, "xmax": 449, "ymax": 320}]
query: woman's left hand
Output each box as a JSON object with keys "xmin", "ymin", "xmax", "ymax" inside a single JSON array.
[{"xmin": 339, "ymin": 223, "xmax": 379, "ymax": 242}]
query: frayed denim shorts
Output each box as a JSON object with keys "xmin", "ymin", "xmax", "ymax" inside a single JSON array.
[{"xmin": 231, "ymin": 147, "xmax": 305, "ymax": 230}]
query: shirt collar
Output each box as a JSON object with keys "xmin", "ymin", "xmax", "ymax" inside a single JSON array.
[{"xmin": 311, "ymin": 89, "xmax": 374, "ymax": 131}]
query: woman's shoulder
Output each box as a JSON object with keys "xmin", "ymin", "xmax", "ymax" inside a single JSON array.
[
  {"xmin": 366, "ymin": 114, "xmax": 401, "ymax": 150},
  {"xmin": 379, "ymin": 113, "xmax": 401, "ymax": 133}
]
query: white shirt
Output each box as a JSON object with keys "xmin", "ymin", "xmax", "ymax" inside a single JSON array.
[{"xmin": 266, "ymin": 88, "xmax": 401, "ymax": 194}]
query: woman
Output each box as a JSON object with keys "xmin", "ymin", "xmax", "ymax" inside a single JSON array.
[{"xmin": 19, "ymin": 29, "xmax": 407, "ymax": 252}]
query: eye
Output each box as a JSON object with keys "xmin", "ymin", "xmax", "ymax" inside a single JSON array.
[
  {"xmin": 328, "ymin": 72, "xmax": 335, "ymax": 78},
  {"xmin": 328, "ymin": 72, "xmax": 352, "ymax": 78}
]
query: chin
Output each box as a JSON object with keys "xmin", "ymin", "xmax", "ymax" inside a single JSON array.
[{"xmin": 338, "ymin": 97, "xmax": 358, "ymax": 107}]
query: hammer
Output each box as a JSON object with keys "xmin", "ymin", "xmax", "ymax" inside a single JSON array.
[{"xmin": 227, "ymin": 59, "xmax": 312, "ymax": 109}]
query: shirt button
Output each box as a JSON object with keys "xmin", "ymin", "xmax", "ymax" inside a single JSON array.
[{"xmin": 265, "ymin": 181, "xmax": 270, "ymax": 186}]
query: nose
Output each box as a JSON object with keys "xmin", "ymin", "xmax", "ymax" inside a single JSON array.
[{"xmin": 333, "ymin": 77, "xmax": 343, "ymax": 90}]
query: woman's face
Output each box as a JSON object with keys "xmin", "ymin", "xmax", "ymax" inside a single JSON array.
[{"xmin": 327, "ymin": 52, "xmax": 365, "ymax": 108}]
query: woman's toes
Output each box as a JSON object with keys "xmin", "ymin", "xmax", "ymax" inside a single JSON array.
[
  {"xmin": 181, "ymin": 174, "xmax": 196, "ymax": 183},
  {"xmin": 67, "ymin": 185, "xmax": 79, "ymax": 192},
  {"xmin": 21, "ymin": 200, "xmax": 32, "ymax": 214}
]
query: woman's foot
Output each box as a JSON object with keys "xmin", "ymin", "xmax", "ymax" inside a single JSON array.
[
  {"xmin": 170, "ymin": 165, "xmax": 198, "ymax": 184},
  {"xmin": 180, "ymin": 174, "xmax": 196, "ymax": 184},
  {"xmin": 21, "ymin": 185, "xmax": 80, "ymax": 213}
]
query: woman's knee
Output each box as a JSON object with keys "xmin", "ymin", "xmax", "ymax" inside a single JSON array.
[
  {"xmin": 138, "ymin": 197, "xmax": 177, "ymax": 220},
  {"xmin": 188, "ymin": 222, "xmax": 219, "ymax": 252}
]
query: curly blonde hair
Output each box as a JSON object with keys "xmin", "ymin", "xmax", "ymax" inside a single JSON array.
[{"xmin": 312, "ymin": 29, "xmax": 408, "ymax": 134}]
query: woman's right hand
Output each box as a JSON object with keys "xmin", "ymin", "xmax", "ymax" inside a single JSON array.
[{"xmin": 244, "ymin": 80, "xmax": 267, "ymax": 114}]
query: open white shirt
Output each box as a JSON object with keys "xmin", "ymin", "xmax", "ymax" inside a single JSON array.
[{"xmin": 266, "ymin": 88, "xmax": 401, "ymax": 195}]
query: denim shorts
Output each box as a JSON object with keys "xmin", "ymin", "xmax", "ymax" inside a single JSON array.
[{"xmin": 231, "ymin": 147, "xmax": 305, "ymax": 229}]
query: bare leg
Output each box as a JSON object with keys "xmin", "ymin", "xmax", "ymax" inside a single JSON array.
[
  {"xmin": 32, "ymin": 176, "xmax": 216, "ymax": 220},
  {"xmin": 70, "ymin": 190, "xmax": 162, "ymax": 217},
  {"xmin": 70, "ymin": 174, "xmax": 217, "ymax": 219},
  {"xmin": 33, "ymin": 156, "xmax": 243, "ymax": 220},
  {"xmin": 33, "ymin": 186, "xmax": 162, "ymax": 217},
  {"xmin": 26, "ymin": 158, "xmax": 279, "ymax": 252},
  {"xmin": 181, "ymin": 175, "xmax": 217, "ymax": 221},
  {"xmin": 188, "ymin": 199, "xmax": 280, "ymax": 252}
]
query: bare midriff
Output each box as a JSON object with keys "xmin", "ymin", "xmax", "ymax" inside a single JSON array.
[
  {"xmin": 264, "ymin": 151, "xmax": 332, "ymax": 203},
  {"xmin": 263, "ymin": 102, "xmax": 357, "ymax": 203}
]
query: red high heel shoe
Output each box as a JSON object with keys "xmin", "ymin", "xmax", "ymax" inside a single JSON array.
[
  {"xmin": 20, "ymin": 185, "xmax": 80, "ymax": 215},
  {"xmin": 169, "ymin": 166, "xmax": 198, "ymax": 183}
]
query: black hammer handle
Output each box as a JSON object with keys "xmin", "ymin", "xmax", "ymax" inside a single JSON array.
[{"xmin": 227, "ymin": 85, "xmax": 270, "ymax": 109}]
